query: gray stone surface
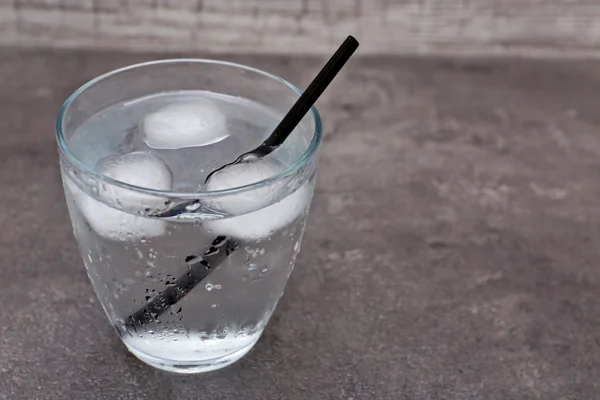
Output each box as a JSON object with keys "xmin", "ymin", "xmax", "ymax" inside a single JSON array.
[{"xmin": 2, "ymin": 49, "xmax": 600, "ymax": 399}]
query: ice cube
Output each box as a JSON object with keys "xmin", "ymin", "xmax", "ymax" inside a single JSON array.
[
  {"xmin": 66, "ymin": 152, "xmax": 172, "ymax": 241},
  {"xmin": 141, "ymin": 99, "xmax": 229, "ymax": 149},
  {"xmin": 205, "ymin": 159, "xmax": 312, "ymax": 240},
  {"xmin": 206, "ymin": 185, "xmax": 311, "ymax": 241},
  {"xmin": 97, "ymin": 151, "xmax": 173, "ymax": 201},
  {"xmin": 205, "ymin": 158, "xmax": 284, "ymax": 214}
]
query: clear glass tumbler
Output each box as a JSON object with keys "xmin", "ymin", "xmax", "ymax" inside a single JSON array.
[{"xmin": 56, "ymin": 60, "xmax": 322, "ymax": 373}]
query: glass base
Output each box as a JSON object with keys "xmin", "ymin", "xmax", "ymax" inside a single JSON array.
[{"xmin": 125, "ymin": 337, "xmax": 259, "ymax": 373}]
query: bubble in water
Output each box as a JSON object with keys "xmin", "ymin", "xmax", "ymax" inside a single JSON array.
[
  {"xmin": 236, "ymin": 321, "xmax": 252, "ymax": 337},
  {"xmin": 148, "ymin": 330, "xmax": 155, "ymax": 335},
  {"xmin": 100, "ymin": 246, "xmax": 110, "ymax": 259},
  {"xmin": 185, "ymin": 255, "xmax": 202, "ymax": 264},
  {"xmin": 211, "ymin": 303, "xmax": 218, "ymax": 308},
  {"xmin": 216, "ymin": 327, "xmax": 228, "ymax": 339},
  {"xmin": 246, "ymin": 247, "xmax": 259, "ymax": 258},
  {"xmin": 205, "ymin": 283, "xmax": 214, "ymax": 291},
  {"xmin": 214, "ymin": 284, "xmax": 222, "ymax": 290},
  {"xmin": 260, "ymin": 267, "xmax": 268, "ymax": 274},
  {"xmin": 171, "ymin": 306, "xmax": 182, "ymax": 314}
]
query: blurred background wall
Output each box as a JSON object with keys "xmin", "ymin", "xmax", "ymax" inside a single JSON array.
[{"xmin": 1, "ymin": 0, "xmax": 599, "ymax": 58}]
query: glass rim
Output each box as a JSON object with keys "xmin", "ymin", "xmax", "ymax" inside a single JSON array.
[{"xmin": 55, "ymin": 58, "xmax": 323, "ymax": 199}]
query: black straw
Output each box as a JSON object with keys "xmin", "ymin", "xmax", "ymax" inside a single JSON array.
[
  {"xmin": 201, "ymin": 35, "xmax": 360, "ymax": 186},
  {"xmin": 125, "ymin": 236, "xmax": 239, "ymax": 330},
  {"xmin": 251, "ymin": 35, "xmax": 359, "ymax": 156},
  {"xmin": 131, "ymin": 36, "xmax": 359, "ymax": 328}
]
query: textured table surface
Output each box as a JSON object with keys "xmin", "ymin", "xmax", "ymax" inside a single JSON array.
[{"xmin": 2, "ymin": 49, "xmax": 600, "ymax": 399}]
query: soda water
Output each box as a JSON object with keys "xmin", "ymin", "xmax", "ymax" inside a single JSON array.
[{"xmin": 62, "ymin": 91, "xmax": 314, "ymax": 372}]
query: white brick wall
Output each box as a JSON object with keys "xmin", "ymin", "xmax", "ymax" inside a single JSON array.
[{"xmin": 2, "ymin": 0, "xmax": 600, "ymax": 57}]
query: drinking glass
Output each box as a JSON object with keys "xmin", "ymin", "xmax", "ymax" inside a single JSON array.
[{"xmin": 56, "ymin": 60, "xmax": 322, "ymax": 373}]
